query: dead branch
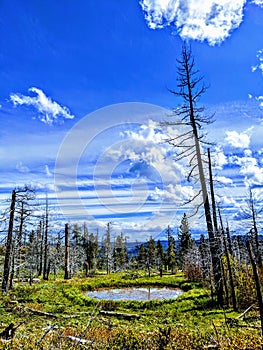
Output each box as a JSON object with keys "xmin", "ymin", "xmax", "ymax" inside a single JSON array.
[
  {"xmin": 236, "ymin": 304, "xmax": 255, "ymax": 319},
  {"xmin": 35, "ymin": 325, "xmax": 56, "ymax": 345},
  {"xmin": 25, "ymin": 307, "xmax": 58, "ymax": 318},
  {"xmin": 66, "ymin": 335, "xmax": 92, "ymax": 345},
  {"xmin": 99, "ymin": 310, "xmax": 140, "ymax": 320}
]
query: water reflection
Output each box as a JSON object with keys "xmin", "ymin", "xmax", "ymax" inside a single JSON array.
[{"xmin": 85, "ymin": 287, "xmax": 183, "ymax": 301}]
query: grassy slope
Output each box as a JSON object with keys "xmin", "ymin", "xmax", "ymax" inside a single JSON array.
[{"xmin": 0, "ymin": 272, "xmax": 262, "ymax": 349}]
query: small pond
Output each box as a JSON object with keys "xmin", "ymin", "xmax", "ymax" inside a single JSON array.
[{"xmin": 85, "ymin": 287, "xmax": 183, "ymax": 301}]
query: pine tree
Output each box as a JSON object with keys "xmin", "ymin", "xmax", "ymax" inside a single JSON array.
[
  {"xmin": 178, "ymin": 213, "xmax": 193, "ymax": 269},
  {"xmin": 166, "ymin": 226, "xmax": 177, "ymax": 273},
  {"xmin": 113, "ymin": 233, "xmax": 128, "ymax": 271},
  {"xmin": 156, "ymin": 240, "xmax": 164, "ymax": 277},
  {"xmin": 137, "ymin": 244, "xmax": 147, "ymax": 270}
]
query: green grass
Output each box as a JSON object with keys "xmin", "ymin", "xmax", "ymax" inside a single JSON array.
[{"xmin": 0, "ymin": 272, "xmax": 262, "ymax": 349}]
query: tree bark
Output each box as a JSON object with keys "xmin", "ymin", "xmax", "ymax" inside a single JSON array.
[
  {"xmin": 43, "ymin": 195, "xmax": 49, "ymax": 280},
  {"xmin": 64, "ymin": 223, "xmax": 70, "ymax": 279},
  {"xmin": 2, "ymin": 190, "xmax": 16, "ymax": 293},
  {"xmin": 185, "ymin": 58, "xmax": 223, "ymax": 306},
  {"xmin": 246, "ymin": 240, "xmax": 263, "ymax": 337}
]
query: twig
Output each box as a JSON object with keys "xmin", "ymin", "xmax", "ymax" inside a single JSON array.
[
  {"xmin": 35, "ymin": 325, "xmax": 56, "ymax": 345},
  {"xmin": 236, "ymin": 304, "xmax": 255, "ymax": 319},
  {"xmin": 72, "ymin": 302, "xmax": 99, "ymax": 349},
  {"xmin": 211, "ymin": 321, "xmax": 220, "ymax": 347}
]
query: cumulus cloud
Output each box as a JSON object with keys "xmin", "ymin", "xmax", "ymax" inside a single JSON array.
[
  {"xmin": 104, "ymin": 119, "xmax": 184, "ymax": 184},
  {"xmin": 217, "ymin": 194, "xmax": 237, "ymax": 207},
  {"xmin": 229, "ymin": 151, "xmax": 263, "ymax": 186},
  {"xmin": 140, "ymin": 0, "xmax": 246, "ymax": 45},
  {"xmin": 252, "ymin": 0, "xmax": 263, "ymax": 6},
  {"xmin": 213, "ymin": 146, "xmax": 227, "ymax": 169},
  {"xmin": 225, "ymin": 127, "xmax": 253, "ymax": 148},
  {"xmin": 10, "ymin": 87, "xmax": 74, "ymax": 125},
  {"xmin": 215, "ymin": 175, "xmax": 233, "ymax": 185}
]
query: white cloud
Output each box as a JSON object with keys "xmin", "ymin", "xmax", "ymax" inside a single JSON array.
[
  {"xmin": 229, "ymin": 152, "xmax": 263, "ymax": 186},
  {"xmin": 16, "ymin": 161, "xmax": 29, "ymax": 173},
  {"xmin": 140, "ymin": 0, "xmax": 180, "ymax": 29},
  {"xmin": 140, "ymin": 0, "xmax": 246, "ymax": 45},
  {"xmin": 250, "ymin": 50, "xmax": 263, "ymax": 107},
  {"xmin": 225, "ymin": 128, "xmax": 253, "ymax": 148},
  {"xmin": 10, "ymin": 87, "xmax": 74, "ymax": 125},
  {"xmin": 213, "ymin": 146, "xmax": 227, "ymax": 169},
  {"xmin": 45, "ymin": 165, "xmax": 52, "ymax": 177},
  {"xmin": 251, "ymin": 50, "xmax": 263, "ymax": 74},
  {"xmin": 215, "ymin": 175, "xmax": 233, "ymax": 185},
  {"xmin": 252, "ymin": 0, "xmax": 263, "ymax": 7},
  {"xmin": 217, "ymin": 195, "xmax": 237, "ymax": 207}
]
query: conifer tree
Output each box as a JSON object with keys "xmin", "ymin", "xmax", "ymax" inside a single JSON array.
[
  {"xmin": 166, "ymin": 226, "xmax": 177, "ymax": 273},
  {"xmin": 178, "ymin": 213, "xmax": 193, "ymax": 269}
]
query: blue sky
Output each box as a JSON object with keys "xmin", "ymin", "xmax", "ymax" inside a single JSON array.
[{"xmin": 1, "ymin": 0, "xmax": 263, "ymax": 241}]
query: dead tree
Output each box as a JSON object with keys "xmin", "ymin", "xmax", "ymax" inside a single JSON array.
[
  {"xmin": 218, "ymin": 208, "xmax": 237, "ymax": 311},
  {"xmin": 64, "ymin": 223, "xmax": 70, "ymax": 280},
  {"xmin": 2, "ymin": 186, "xmax": 35, "ymax": 293},
  {"xmin": 43, "ymin": 194, "xmax": 49, "ymax": 280},
  {"xmin": 15, "ymin": 199, "xmax": 34, "ymax": 279},
  {"xmin": 236, "ymin": 188, "xmax": 262, "ymax": 268},
  {"xmin": 246, "ymin": 240, "xmax": 263, "ymax": 336},
  {"xmin": 248, "ymin": 188, "xmax": 262, "ymax": 269},
  {"xmin": 2, "ymin": 190, "xmax": 16, "ymax": 293},
  {"xmin": 163, "ymin": 45, "xmax": 223, "ymax": 305},
  {"xmin": 37, "ymin": 219, "xmax": 44, "ymax": 276}
]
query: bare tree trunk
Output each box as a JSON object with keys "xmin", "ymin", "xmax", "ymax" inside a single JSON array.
[
  {"xmin": 37, "ymin": 220, "xmax": 43, "ymax": 276},
  {"xmin": 250, "ymin": 189, "xmax": 262, "ymax": 269},
  {"xmin": 208, "ymin": 148, "xmax": 218, "ymax": 232},
  {"xmin": 64, "ymin": 223, "xmax": 70, "ymax": 280},
  {"xmin": 16, "ymin": 201, "xmax": 25, "ymax": 279},
  {"xmin": 218, "ymin": 207, "xmax": 237, "ymax": 310},
  {"xmin": 225, "ymin": 224, "xmax": 233, "ymax": 256},
  {"xmin": 188, "ymin": 80, "xmax": 223, "ymax": 306},
  {"xmin": 207, "ymin": 148, "xmax": 224, "ymax": 306},
  {"xmin": 246, "ymin": 240, "xmax": 263, "ymax": 336},
  {"xmin": 2, "ymin": 190, "xmax": 16, "ymax": 293},
  {"xmin": 9, "ymin": 241, "xmax": 15, "ymax": 290},
  {"xmin": 167, "ymin": 46, "xmax": 223, "ymax": 305},
  {"xmin": 43, "ymin": 195, "xmax": 49, "ymax": 280},
  {"xmin": 220, "ymin": 259, "xmax": 229, "ymax": 308}
]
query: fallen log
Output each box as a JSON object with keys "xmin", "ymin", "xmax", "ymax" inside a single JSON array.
[
  {"xmin": 25, "ymin": 307, "xmax": 58, "ymax": 318},
  {"xmin": 99, "ymin": 310, "xmax": 140, "ymax": 320},
  {"xmin": 62, "ymin": 312, "xmax": 93, "ymax": 319}
]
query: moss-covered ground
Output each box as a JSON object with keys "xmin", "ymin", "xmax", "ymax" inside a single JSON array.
[{"xmin": 0, "ymin": 272, "xmax": 262, "ymax": 349}]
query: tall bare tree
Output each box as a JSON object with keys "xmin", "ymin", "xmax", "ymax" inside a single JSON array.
[
  {"xmin": 64, "ymin": 223, "xmax": 70, "ymax": 280},
  {"xmin": 43, "ymin": 194, "xmax": 49, "ymax": 280},
  {"xmin": 164, "ymin": 45, "xmax": 223, "ymax": 305}
]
